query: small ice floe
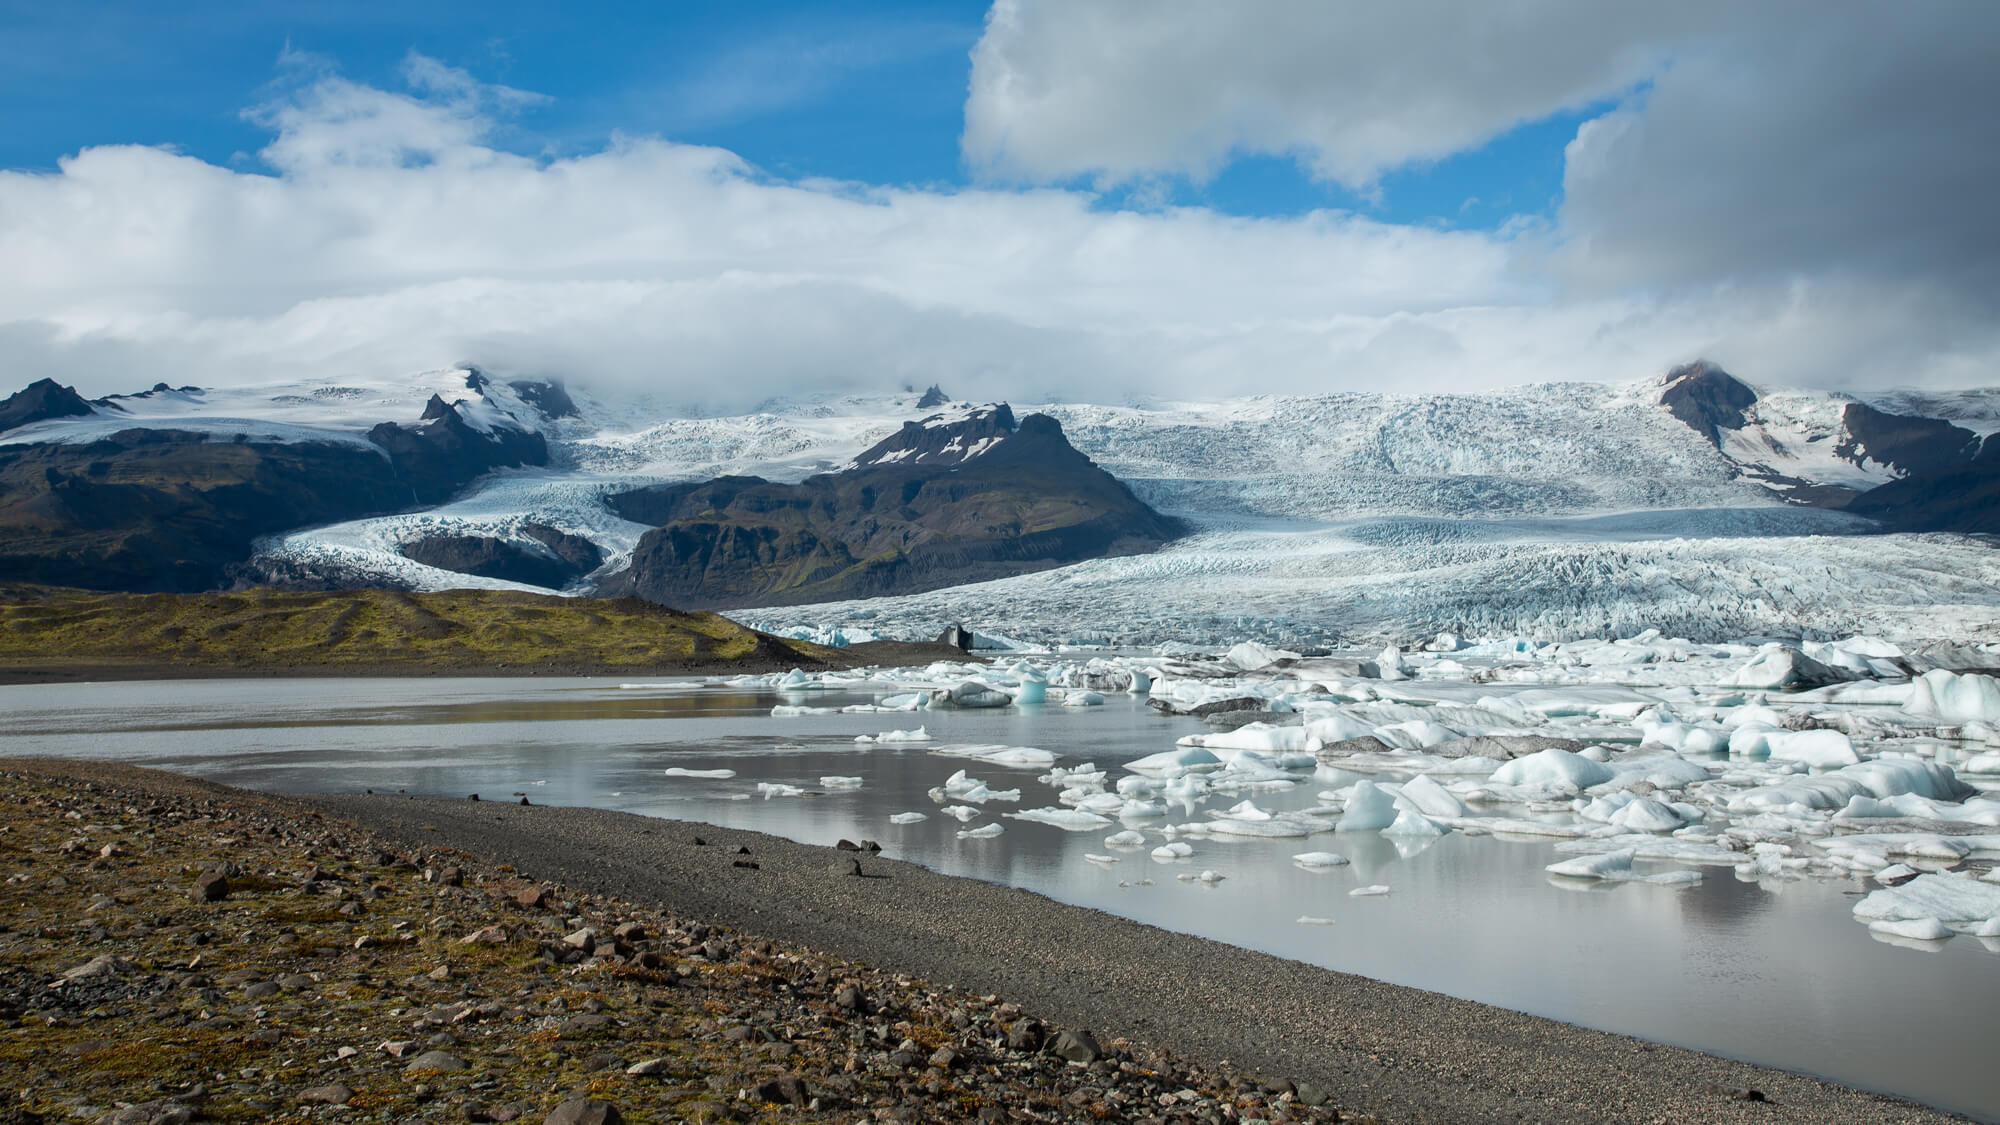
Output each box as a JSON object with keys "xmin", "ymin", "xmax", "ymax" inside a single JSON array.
[
  {"xmin": 940, "ymin": 805, "xmax": 982, "ymax": 822},
  {"xmin": 1875, "ymin": 863, "xmax": 1919, "ymax": 884},
  {"xmin": 1295, "ymin": 915, "xmax": 1337, "ymax": 926},
  {"xmin": 663, "ymin": 768, "xmax": 738, "ymax": 779},
  {"xmin": 1349, "ymin": 884, "xmax": 1391, "ymax": 897},
  {"xmin": 1126, "ymin": 747, "xmax": 1223, "ymax": 773},
  {"xmin": 772, "ymin": 704, "xmax": 840, "ymax": 716},
  {"xmin": 1197, "ymin": 869, "xmax": 1225, "ymax": 884},
  {"xmin": 1009, "ymin": 807, "xmax": 1114, "ymax": 830},
  {"xmin": 1084, "ymin": 853, "xmax": 1120, "ymax": 864},
  {"xmin": 1336, "ymin": 780, "xmax": 1399, "ymax": 832},
  {"xmin": 1151, "ymin": 841, "xmax": 1194, "ymax": 860},
  {"xmin": 1292, "ymin": 851, "xmax": 1350, "ymax": 867},
  {"xmin": 928, "ymin": 770, "xmax": 1022, "ymax": 803},
  {"xmin": 889, "ymin": 812, "xmax": 928, "ymax": 824},
  {"xmin": 1062, "ymin": 691, "xmax": 1105, "ymax": 707},
  {"xmin": 1104, "ymin": 829, "xmax": 1148, "ymax": 848},
  {"xmin": 819, "ymin": 776, "xmax": 864, "ymax": 789},
  {"xmin": 1545, "ymin": 849, "xmax": 1702, "ymax": 886},
  {"xmin": 874, "ymin": 727, "xmax": 932, "ymax": 743},
  {"xmin": 755, "ymin": 782, "xmax": 809, "ymax": 798},
  {"xmin": 957, "ymin": 823, "xmax": 1005, "ymax": 839},
  {"xmin": 934, "ymin": 744, "xmax": 1055, "ymax": 767},
  {"xmin": 1853, "ymin": 872, "xmax": 2000, "ymax": 937},
  {"xmin": 1868, "ymin": 917, "xmax": 1954, "ymax": 944}
]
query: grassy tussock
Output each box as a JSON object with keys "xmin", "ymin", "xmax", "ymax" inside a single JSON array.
[{"xmin": 0, "ymin": 585, "xmax": 833, "ymax": 673}]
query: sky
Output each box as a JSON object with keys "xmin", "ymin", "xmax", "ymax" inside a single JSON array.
[{"xmin": 2, "ymin": 0, "xmax": 1996, "ymax": 407}]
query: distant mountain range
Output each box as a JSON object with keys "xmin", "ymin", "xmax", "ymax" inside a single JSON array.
[{"xmin": 0, "ymin": 361, "xmax": 1994, "ymax": 632}]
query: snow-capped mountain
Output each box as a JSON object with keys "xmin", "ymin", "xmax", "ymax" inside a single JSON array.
[{"xmin": 4, "ymin": 361, "xmax": 1999, "ymax": 645}]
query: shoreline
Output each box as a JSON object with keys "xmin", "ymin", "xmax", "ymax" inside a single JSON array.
[{"xmin": 302, "ymin": 789, "xmax": 1978, "ymax": 1125}]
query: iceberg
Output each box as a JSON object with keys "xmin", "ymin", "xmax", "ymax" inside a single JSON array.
[{"xmin": 1291, "ymin": 851, "xmax": 1350, "ymax": 867}]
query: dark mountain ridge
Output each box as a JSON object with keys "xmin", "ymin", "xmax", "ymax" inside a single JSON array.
[
  {"xmin": 0, "ymin": 382, "xmax": 547, "ymax": 592},
  {"xmin": 598, "ymin": 405, "xmax": 1185, "ymax": 608}
]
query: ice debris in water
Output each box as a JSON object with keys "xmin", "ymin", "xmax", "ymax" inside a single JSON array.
[
  {"xmin": 1296, "ymin": 916, "xmax": 1337, "ymax": 926},
  {"xmin": 664, "ymin": 767, "xmax": 737, "ymax": 779},
  {"xmin": 889, "ymin": 812, "xmax": 928, "ymax": 824},
  {"xmin": 957, "ymin": 823, "xmax": 1005, "ymax": 839},
  {"xmin": 1291, "ymin": 851, "xmax": 1350, "ymax": 867},
  {"xmin": 1349, "ymin": 885, "xmax": 1391, "ymax": 897},
  {"xmin": 819, "ymin": 776, "xmax": 863, "ymax": 789}
]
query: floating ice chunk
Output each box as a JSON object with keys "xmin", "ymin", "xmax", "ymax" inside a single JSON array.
[
  {"xmin": 1115, "ymin": 776, "xmax": 1162, "ymax": 796},
  {"xmin": 1084, "ymin": 853, "xmax": 1119, "ymax": 864},
  {"xmin": 940, "ymin": 805, "xmax": 981, "ymax": 822},
  {"xmin": 1906, "ymin": 670, "xmax": 2000, "ymax": 724},
  {"xmin": 1837, "ymin": 758, "xmax": 1975, "ymax": 802},
  {"xmin": 1491, "ymin": 748, "xmax": 1616, "ymax": 791},
  {"xmin": 1209, "ymin": 819, "xmax": 1312, "ymax": 838},
  {"xmin": 1764, "ymin": 729, "xmax": 1860, "ymax": 768},
  {"xmin": 1868, "ymin": 917, "xmax": 1953, "ymax": 942},
  {"xmin": 1009, "ymin": 807, "xmax": 1114, "ymax": 830},
  {"xmin": 819, "ymin": 776, "xmax": 863, "ymax": 789},
  {"xmin": 772, "ymin": 704, "xmax": 839, "ymax": 716},
  {"xmin": 1228, "ymin": 641, "xmax": 1299, "ymax": 671},
  {"xmin": 663, "ymin": 768, "xmax": 737, "ymax": 779},
  {"xmin": 1295, "ymin": 916, "xmax": 1336, "ymax": 925},
  {"xmin": 779, "ymin": 668, "xmax": 811, "ymax": 688},
  {"xmin": 1547, "ymin": 849, "xmax": 1703, "ymax": 886},
  {"xmin": 1062, "ymin": 691, "xmax": 1105, "ymax": 707},
  {"xmin": 1013, "ymin": 676, "xmax": 1047, "ymax": 706},
  {"xmin": 1177, "ymin": 723, "xmax": 1311, "ymax": 753},
  {"xmin": 1104, "ymin": 830, "xmax": 1148, "ymax": 847},
  {"xmin": 957, "ymin": 823, "xmax": 1005, "ymax": 839},
  {"xmin": 933, "ymin": 770, "xmax": 1021, "ymax": 803},
  {"xmin": 1875, "ymin": 863, "xmax": 1918, "ymax": 883},
  {"xmin": 1822, "ymin": 834, "xmax": 1983, "ymax": 861},
  {"xmin": 1292, "ymin": 851, "xmax": 1350, "ymax": 867},
  {"xmin": 1128, "ymin": 748, "xmax": 1223, "ymax": 772},
  {"xmin": 1397, "ymin": 775, "xmax": 1469, "ymax": 818},
  {"xmin": 1848, "ymin": 868, "xmax": 2000, "ymax": 920},
  {"xmin": 1383, "ymin": 807, "xmax": 1446, "ymax": 837},
  {"xmin": 756, "ymin": 783, "xmax": 808, "ymax": 798},
  {"xmin": 1217, "ymin": 799, "xmax": 1273, "ymax": 821},
  {"xmin": 1378, "ymin": 647, "xmax": 1410, "ymax": 681},
  {"xmin": 1607, "ymin": 797, "xmax": 1688, "ymax": 833},
  {"xmin": 1196, "ymin": 869, "xmax": 1226, "ymax": 883},
  {"xmin": 1335, "ymin": 780, "xmax": 1400, "ymax": 832},
  {"xmin": 889, "ymin": 812, "xmax": 928, "ymax": 824},
  {"xmin": 933, "ymin": 744, "xmax": 1055, "ymax": 767},
  {"xmin": 874, "ymin": 727, "xmax": 932, "ymax": 743},
  {"xmin": 1730, "ymin": 646, "xmax": 1854, "ymax": 691},
  {"xmin": 1349, "ymin": 884, "xmax": 1391, "ymax": 896},
  {"xmin": 1963, "ymin": 752, "xmax": 2000, "ymax": 775},
  {"xmin": 1151, "ymin": 841, "xmax": 1194, "ymax": 860},
  {"xmin": 1306, "ymin": 713, "xmax": 1381, "ymax": 744}
]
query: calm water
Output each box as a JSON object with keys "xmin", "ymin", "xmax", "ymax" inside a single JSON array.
[{"xmin": 3, "ymin": 676, "xmax": 1996, "ymax": 1120}]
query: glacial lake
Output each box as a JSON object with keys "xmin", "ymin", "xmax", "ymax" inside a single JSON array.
[{"xmin": 3, "ymin": 675, "xmax": 1996, "ymax": 1121}]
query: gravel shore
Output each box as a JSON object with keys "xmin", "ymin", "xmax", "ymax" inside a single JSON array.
[{"xmin": 307, "ymin": 790, "xmax": 1975, "ymax": 1125}]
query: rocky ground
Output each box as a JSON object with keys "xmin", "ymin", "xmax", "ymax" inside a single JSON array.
[{"xmin": 0, "ymin": 761, "xmax": 1355, "ymax": 1125}]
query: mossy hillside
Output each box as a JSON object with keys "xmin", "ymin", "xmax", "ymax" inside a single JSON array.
[{"xmin": 0, "ymin": 586, "xmax": 835, "ymax": 673}]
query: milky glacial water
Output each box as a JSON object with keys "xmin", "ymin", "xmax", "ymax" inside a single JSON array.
[{"xmin": 2, "ymin": 675, "xmax": 1996, "ymax": 1121}]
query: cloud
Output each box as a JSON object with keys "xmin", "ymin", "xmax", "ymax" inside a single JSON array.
[
  {"xmin": 1, "ymin": 42, "xmax": 1995, "ymax": 410},
  {"xmin": 963, "ymin": 0, "xmax": 1714, "ymax": 189}
]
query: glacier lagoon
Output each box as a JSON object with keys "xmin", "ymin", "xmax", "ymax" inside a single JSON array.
[{"xmin": 2, "ymin": 668, "xmax": 1997, "ymax": 1120}]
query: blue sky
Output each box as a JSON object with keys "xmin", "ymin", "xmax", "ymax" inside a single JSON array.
[
  {"xmin": 1, "ymin": 2, "xmax": 1993, "ymax": 403},
  {"xmin": 1, "ymin": 0, "xmax": 1577, "ymax": 231}
]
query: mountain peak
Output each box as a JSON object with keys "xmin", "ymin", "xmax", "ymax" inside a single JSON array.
[
  {"xmin": 1660, "ymin": 360, "xmax": 1757, "ymax": 447},
  {"xmin": 849, "ymin": 404, "xmax": 1018, "ymax": 470},
  {"xmin": 0, "ymin": 378, "xmax": 95, "ymax": 435}
]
